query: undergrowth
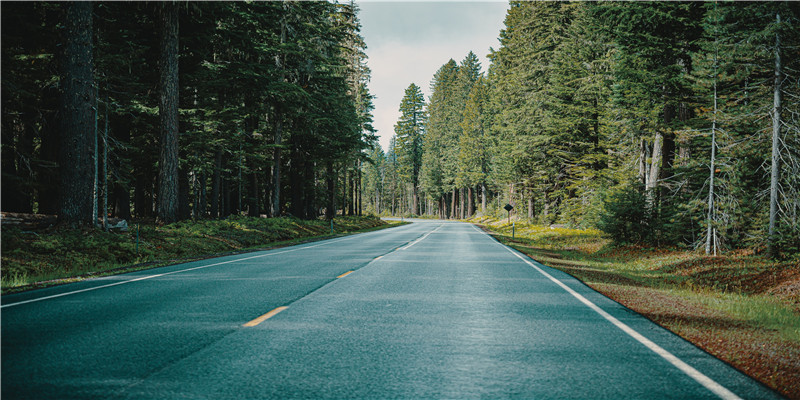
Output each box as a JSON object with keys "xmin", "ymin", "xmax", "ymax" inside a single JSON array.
[
  {"xmin": 470, "ymin": 215, "xmax": 800, "ymax": 399},
  {"xmin": 1, "ymin": 215, "xmax": 390, "ymax": 293}
]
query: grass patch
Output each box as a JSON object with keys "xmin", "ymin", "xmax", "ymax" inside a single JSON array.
[
  {"xmin": 2, "ymin": 215, "xmax": 399, "ymax": 294},
  {"xmin": 470, "ymin": 216, "xmax": 800, "ymax": 399}
]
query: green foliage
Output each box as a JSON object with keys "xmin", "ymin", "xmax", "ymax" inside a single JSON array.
[
  {"xmin": 3, "ymin": 2, "xmax": 375, "ymax": 222},
  {"xmin": 1, "ymin": 216, "xmax": 389, "ymax": 292},
  {"xmin": 598, "ymin": 181, "xmax": 653, "ymax": 245}
]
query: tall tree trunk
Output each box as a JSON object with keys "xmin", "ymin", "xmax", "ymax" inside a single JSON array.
[
  {"xmin": 768, "ymin": 13, "xmax": 782, "ymax": 258},
  {"xmin": 290, "ymin": 143, "xmax": 304, "ymax": 218},
  {"xmin": 304, "ymin": 161, "xmax": 316, "ymax": 219},
  {"xmin": 111, "ymin": 113, "xmax": 132, "ymax": 220},
  {"xmin": 706, "ymin": 41, "xmax": 720, "ymax": 256},
  {"xmin": 481, "ymin": 183, "xmax": 487, "ymax": 214},
  {"xmin": 460, "ymin": 187, "xmax": 466, "ymax": 219},
  {"xmin": 348, "ymin": 170, "xmax": 355, "ymax": 216},
  {"xmin": 638, "ymin": 138, "xmax": 648, "ymax": 185},
  {"xmin": 271, "ymin": 116, "xmax": 283, "ymax": 217},
  {"xmin": 264, "ymin": 167, "xmax": 273, "ymax": 218},
  {"xmin": 528, "ymin": 196, "xmax": 534, "ymax": 220},
  {"xmin": 210, "ymin": 149, "xmax": 222, "ymax": 218},
  {"xmin": 357, "ymin": 164, "xmax": 363, "ymax": 216},
  {"xmin": 646, "ymin": 132, "xmax": 663, "ymax": 209},
  {"xmin": 221, "ymin": 175, "xmax": 230, "ymax": 218},
  {"xmin": 450, "ymin": 188, "xmax": 457, "ymax": 219},
  {"xmin": 156, "ymin": 2, "xmax": 179, "ymax": 223},
  {"xmin": 326, "ymin": 161, "xmax": 336, "ymax": 220},
  {"xmin": 467, "ymin": 186, "xmax": 474, "ymax": 217},
  {"xmin": 58, "ymin": 1, "xmax": 95, "ymax": 226}
]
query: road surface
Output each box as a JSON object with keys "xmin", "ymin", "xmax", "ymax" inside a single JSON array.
[{"xmin": 1, "ymin": 220, "xmax": 782, "ymax": 399}]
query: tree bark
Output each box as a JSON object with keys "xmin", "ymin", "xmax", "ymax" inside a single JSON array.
[
  {"xmin": 156, "ymin": 2, "xmax": 180, "ymax": 223},
  {"xmin": 58, "ymin": 1, "xmax": 95, "ymax": 227},
  {"xmin": 289, "ymin": 142, "xmax": 304, "ymax": 218},
  {"xmin": 467, "ymin": 186, "xmax": 474, "ymax": 217},
  {"xmin": 210, "ymin": 149, "xmax": 222, "ymax": 218},
  {"xmin": 768, "ymin": 13, "xmax": 782, "ymax": 258},
  {"xmin": 481, "ymin": 183, "xmax": 487, "ymax": 214},
  {"xmin": 528, "ymin": 196, "xmax": 534, "ymax": 220},
  {"xmin": 326, "ymin": 161, "xmax": 336, "ymax": 221},
  {"xmin": 271, "ymin": 116, "xmax": 283, "ymax": 217}
]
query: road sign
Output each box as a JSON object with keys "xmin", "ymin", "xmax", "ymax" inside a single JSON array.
[{"xmin": 504, "ymin": 204, "xmax": 514, "ymax": 212}]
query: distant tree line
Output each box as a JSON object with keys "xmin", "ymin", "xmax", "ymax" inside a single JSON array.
[
  {"xmin": 2, "ymin": 1, "xmax": 374, "ymax": 226},
  {"xmin": 362, "ymin": 1, "xmax": 799, "ymax": 256}
]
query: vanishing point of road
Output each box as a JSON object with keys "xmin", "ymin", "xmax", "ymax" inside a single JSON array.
[{"xmin": 1, "ymin": 220, "xmax": 783, "ymax": 399}]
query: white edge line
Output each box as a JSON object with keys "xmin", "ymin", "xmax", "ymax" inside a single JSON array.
[
  {"xmin": 471, "ymin": 224, "xmax": 742, "ymax": 400},
  {"xmin": 1, "ymin": 231, "xmax": 374, "ymax": 309}
]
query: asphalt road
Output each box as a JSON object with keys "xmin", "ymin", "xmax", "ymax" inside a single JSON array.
[{"xmin": 1, "ymin": 219, "xmax": 783, "ymax": 399}]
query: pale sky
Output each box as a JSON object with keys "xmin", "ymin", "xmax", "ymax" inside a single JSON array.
[{"xmin": 356, "ymin": 1, "xmax": 509, "ymax": 152}]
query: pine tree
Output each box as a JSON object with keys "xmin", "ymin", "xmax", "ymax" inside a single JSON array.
[
  {"xmin": 394, "ymin": 83, "xmax": 426, "ymax": 215},
  {"xmin": 421, "ymin": 59, "xmax": 459, "ymax": 217}
]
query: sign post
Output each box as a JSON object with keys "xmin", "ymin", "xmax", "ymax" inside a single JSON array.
[{"xmin": 504, "ymin": 203, "xmax": 516, "ymax": 239}]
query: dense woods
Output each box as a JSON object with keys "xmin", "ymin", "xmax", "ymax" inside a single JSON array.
[
  {"xmin": 2, "ymin": 1, "xmax": 373, "ymax": 226},
  {"xmin": 2, "ymin": 1, "xmax": 799, "ymax": 257},
  {"xmin": 364, "ymin": 1, "xmax": 800, "ymax": 256}
]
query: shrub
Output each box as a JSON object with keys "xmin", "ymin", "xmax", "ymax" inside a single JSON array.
[{"xmin": 598, "ymin": 181, "xmax": 654, "ymax": 245}]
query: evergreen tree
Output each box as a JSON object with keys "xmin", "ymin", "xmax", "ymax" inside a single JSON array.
[
  {"xmin": 421, "ymin": 59, "xmax": 459, "ymax": 217},
  {"xmin": 394, "ymin": 83, "xmax": 426, "ymax": 215}
]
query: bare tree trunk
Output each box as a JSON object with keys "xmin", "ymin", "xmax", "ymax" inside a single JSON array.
[
  {"xmin": 358, "ymin": 163, "xmax": 363, "ymax": 216},
  {"xmin": 156, "ymin": 2, "xmax": 180, "ymax": 223},
  {"xmin": 58, "ymin": 1, "xmax": 95, "ymax": 227},
  {"xmin": 646, "ymin": 132, "xmax": 663, "ymax": 212},
  {"xmin": 481, "ymin": 183, "xmax": 487, "ymax": 214},
  {"xmin": 326, "ymin": 162, "xmax": 335, "ymax": 220},
  {"xmin": 271, "ymin": 117, "xmax": 282, "ymax": 217},
  {"xmin": 450, "ymin": 188, "xmax": 457, "ymax": 219},
  {"xmin": 210, "ymin": 149, "xmax": 222, "ymax": 218},
  {"xmin": 528, "ymin": 196, "xmax": 534, "ymax": 220},
  {"xmin": 768, "ymin": 12, "xmax": 782, "ymax": 258},
  {"xmin": 706, "ymin": 31, "xmax": 720, "ymax": 256},
  {"xmin": 638, "ymin": 138, "xmax": 648, "ymax": 185},
  {"xmin": 706, "ymin": 76, "xmax": 718, "ymax": 256},
  {"xmin": 467, "ymin": 186, "xmax": 474, "ymax": 217}
]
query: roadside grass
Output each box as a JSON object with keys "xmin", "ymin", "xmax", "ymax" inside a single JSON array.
[
  {"xmin": 470, "ymin": 216, "xmax": 800, "ymax": 399},
  {"xmin": 1, "ymin": 215, "xmax": 398, "ymax": 294}
]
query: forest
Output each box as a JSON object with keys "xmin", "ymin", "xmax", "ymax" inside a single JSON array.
[
  {"xmin": 364, "ymin": 1, "xmax": 800, "ymax": 257},
  {"xmin": 2, "ymin": 1, "xmax": 799, "ymax": 257},
  {"xmin": 2, "ymin": 1, "xmax": 374, "ymax": 225}
]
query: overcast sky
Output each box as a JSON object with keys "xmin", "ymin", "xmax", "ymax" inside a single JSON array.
[{"xmin": 356, "ymin": 1, "xmax": 509, "ymax": 152}]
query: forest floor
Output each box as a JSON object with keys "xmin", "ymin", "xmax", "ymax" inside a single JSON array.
[
  {"xmin": 471, "ymin": 215, "xmax": 800, "ymax": 400},
  {"xmin": 1, "ymin": 215, "xmax": 395, "ymax": 294}
]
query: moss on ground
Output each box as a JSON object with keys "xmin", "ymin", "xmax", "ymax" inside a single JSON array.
[{"xmin": 2, "ymin": 215, "xmax": 394, "ymax": 293}]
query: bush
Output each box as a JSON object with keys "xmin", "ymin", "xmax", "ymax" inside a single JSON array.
[{"xmin": 598, "ymin": 181, "xmax": 654, "ymax": 244}]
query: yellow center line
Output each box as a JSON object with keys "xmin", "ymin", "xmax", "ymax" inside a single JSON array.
[
  {"xmin": 243, "ymin": 306, "xmax": 288, "ymax": 327},
  {"xmin": 337, "ymin": 270, "xmax": 354, "ymax": 278}
]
